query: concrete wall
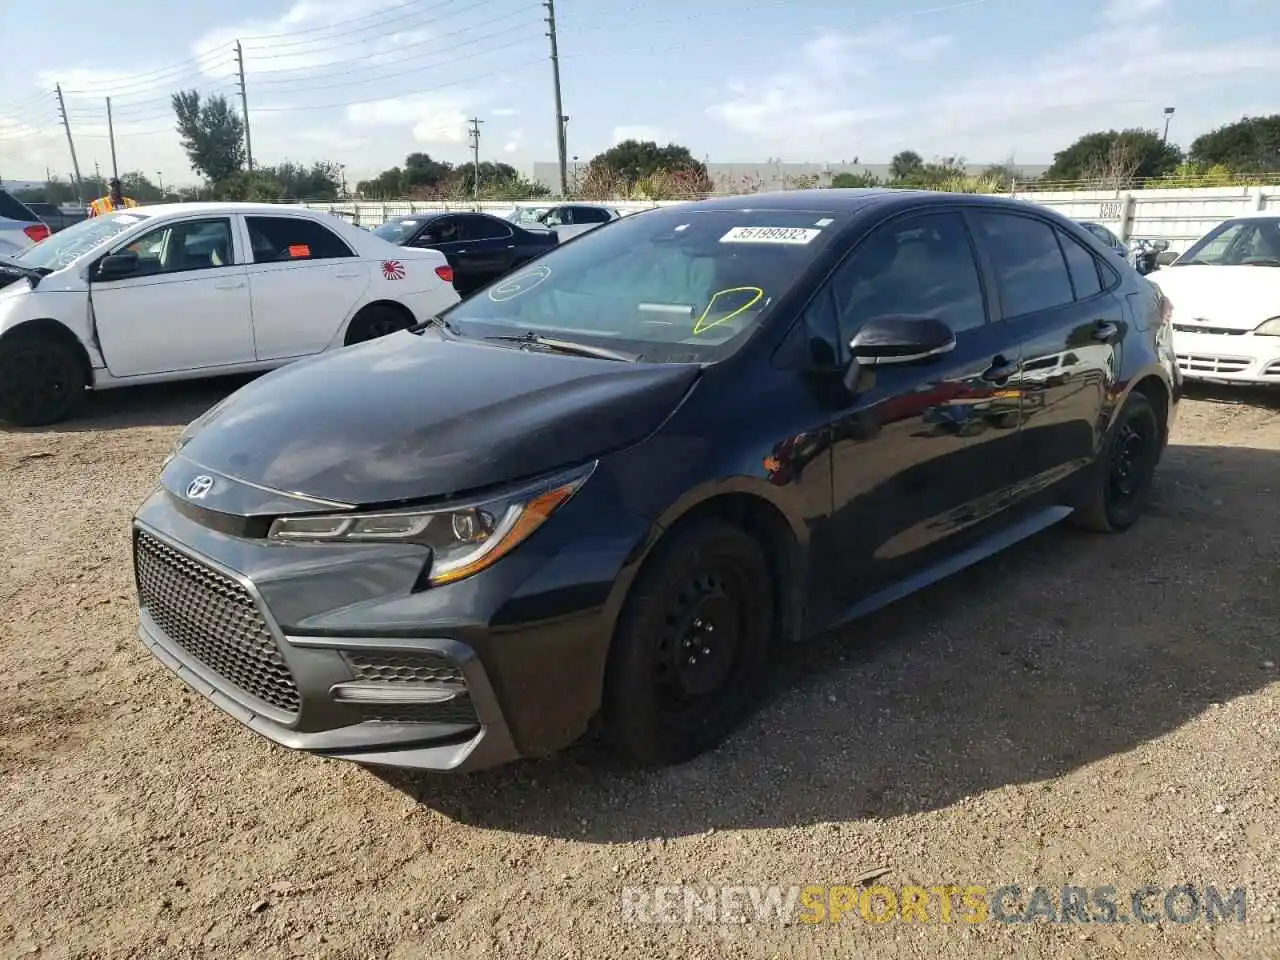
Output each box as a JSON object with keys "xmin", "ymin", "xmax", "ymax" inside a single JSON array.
[{"xmin": 305, "ymin": 184, "xmax": 1275, "ymax": 254}]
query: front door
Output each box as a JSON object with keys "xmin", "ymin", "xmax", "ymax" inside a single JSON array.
[
  {"xmin": 242, "ymin": 215, "xmax": 371, "ymax": 360},
  {"xmin": 965, "ymin": 210, "xmax": 1120, "ymax": 501},
  {"xmin": 89, "ymin": 216, "xmax": 253, "ymax": 378},
  {"xmin": 818, "ymin": 209, "xmax": 1024, "ymax": 601}
]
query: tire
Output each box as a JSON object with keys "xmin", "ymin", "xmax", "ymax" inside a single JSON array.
[
  {"xmin": 1070, "ymin": 391, "xmax": 1160, "ymax": 532},
  {"xmin": 602, "ymin": 518, "xmax": 775, "ymax": 766},
  {"xmin": 345, "ymin": 304, "xmax": 413, "ymax": 346},
  {"xmin": 0, "ymin": 333, "xmax": 86, "ymax": 427}
]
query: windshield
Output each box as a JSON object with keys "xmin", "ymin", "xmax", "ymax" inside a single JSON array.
[
  {"xmin": 508, "ymin": 207, "xmax": 551, "ymax": 225},
  {"xmin": 1175, "ymin": 217, "xmax": 1280, "ymax": 266},
  {"xmin": 372, "ymin": 219, "xmax": 423, "ymax": 243},
  {"xmin": 440, "ymin": 206, "xmax": 844, "ymax": 362},
  {"xmin": 17, "ymin": 212, "xmax": 149, "ymax": 270}
]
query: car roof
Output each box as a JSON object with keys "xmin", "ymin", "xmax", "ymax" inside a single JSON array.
[
  {"xmin": 669, "ymin": 188, "xmax": 1056, "ymax": 219},
  {"xmin": 118, "ymin": 201, "xmax": 330, "ymax": 217}
]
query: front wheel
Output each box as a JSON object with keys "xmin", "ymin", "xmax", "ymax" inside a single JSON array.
[
  {"xmin": 0, "ymin": 334, "xmax": 86, "ymax": 427},
  {"xmin": 1070, "ymin": 391, "xmax": 1161, "ymax": 532},
  {"xmin": 602, "ymin": 519, "xmax": 775, "ymax": 766}
]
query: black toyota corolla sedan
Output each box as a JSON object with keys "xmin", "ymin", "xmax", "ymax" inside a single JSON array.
[{"xmin": 132, "ymin": 189, "xmax": 1181, "ymax": 773}]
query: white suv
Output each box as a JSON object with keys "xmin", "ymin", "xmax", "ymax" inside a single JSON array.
[{"xmin": 0, "ymin": 190, "xmax": 51, "ymax": 256}]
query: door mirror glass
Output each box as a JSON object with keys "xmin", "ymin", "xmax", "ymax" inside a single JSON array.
[
  {"xmin": 849, "ymin": 314, "xmax": 956, "ymax": 366},
  {"xmin": 96, "ymin": 251, "xmax": 139, "ymax": 281}
]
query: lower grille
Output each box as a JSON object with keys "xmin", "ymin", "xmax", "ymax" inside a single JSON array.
[
  {"xmin": 355, "ymin": 697, "xmax": 479, "ymax": 725},
  {"xmin": 134, "ymin": 529, "xmax": 301, "ymax": 715},
  {"xmin": 1176, "ymin": 354, "xmax": 1250, "ymax": 374}
]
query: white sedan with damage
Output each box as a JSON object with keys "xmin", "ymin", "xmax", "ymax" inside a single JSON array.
[
  {"xmin": 1152, "ymin": 212, "xmax": 1280, "ymax": 384},
  {"xmin": 0, "ymin": 202, "xmax": 459, "ymax": 425}
]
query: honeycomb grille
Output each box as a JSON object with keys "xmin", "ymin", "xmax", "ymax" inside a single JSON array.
[
  {"xmin": 355, "ymin": 697, "xmax": 479, "ymax": 726},
  {"xmin": 134, "ymin": 529, "xmax": 300, "ymax": 715},
  {"xmin": 342, "ymin": 651, "xmax": 464, "ymax": 685}
]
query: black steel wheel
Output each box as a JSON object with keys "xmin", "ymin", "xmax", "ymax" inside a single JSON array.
[
  {"xmin": 0, "ymin": 334, "xmax": 86, "ymax": 427},
  {"xmin": 603, "ymin": 518, "xmax": 774, "ymax": 765},
  {"xmin": 345, "ymin": 304, "xmax": 413, "ymax": 345},
  {"xmin": 1071, "ymin": 390, "xmax": 1161, "ymax": 532}
]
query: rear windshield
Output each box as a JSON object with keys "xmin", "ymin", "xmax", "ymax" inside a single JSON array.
[
  {"xmin": 0, "ymin": 190, "xmax": 38, "ymax": 222},
  {"xmin": 372, "ymin": 219, "xmax": 423, "ymax": 244},
  {"xmin": 442, "ymin": 206, "xmax": 844, "ymax": 363}
]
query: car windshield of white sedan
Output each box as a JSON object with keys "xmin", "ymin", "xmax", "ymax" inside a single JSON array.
[
  {"xmin": 372, "ymin": 219, "xmax": 423, "ymax": 244},
  {"xmin": 442, "ymin": 208, "xmax": 843, "ymax": 362},
  {"xmin": 17, "ymin": 212, "xmax": 150, "ymax": 270},
  {"xmin": 1175, "ymin": 217, "xmax": 1280, "ymax": 266}
]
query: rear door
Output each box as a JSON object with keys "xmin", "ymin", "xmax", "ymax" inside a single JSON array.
[
  {"xmin": 242, "ymin": 214, "xmax": 371, "ymax": 360},
  {"xmin": 966, "ymin": 210, "xmax": 1121, "ymax": 502},
  {"xmin": 456, "ymin": 214, "xmax": 518, "ymax": 282},
  {"xmin": 821, "ymin": 208, "xmax": 1024, "ymax": 600}
]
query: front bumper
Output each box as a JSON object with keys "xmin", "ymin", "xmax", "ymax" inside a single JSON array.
[
  {"xmin": 130, "ymin": 471, "xmax": 650, "ymax": 772},
  {"xmin": 1172, "ymin": 331, "xmax": 1280, "ymax": 383}
]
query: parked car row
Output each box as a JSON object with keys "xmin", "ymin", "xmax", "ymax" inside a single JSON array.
[{"xmin": 0, "ymin": 202, "xmax": 460, "ymax": 425}]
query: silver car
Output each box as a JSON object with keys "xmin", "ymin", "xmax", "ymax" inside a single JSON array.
[
  {"xmin": 0, "ymin": 190, "xmax": 51, "ymax": 255},
  {"xmin": 506, "ymin": 203, "xmax": 620, "ymax": 241}
]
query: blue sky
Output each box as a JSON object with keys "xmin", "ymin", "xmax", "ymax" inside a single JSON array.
[{"xmin": 0, "ymin": 0, "xmax": 1275, "ymax": 186}]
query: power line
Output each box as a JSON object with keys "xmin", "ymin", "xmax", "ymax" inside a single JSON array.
[{"xmin": 58, "ymin": 46, "xmax": 238, "ymax": 96}]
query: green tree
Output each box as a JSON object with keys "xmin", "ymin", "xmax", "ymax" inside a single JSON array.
[
  {"xmin": 403, "ymin": 152, "xmax": 454, "ymax": 191},
  {"xmin": 890, "ymin": 150, "xmax": 924, "ymax": 181},
  {"xmin": 262, "ymin": 161, "xmax": 342, "ymax": 200},
  {"xmin": 171, "ymin": 90, "xmax": 247, "ymax": 184},
  {"xmin": 119, "ymin": 171, "xmax": 165, "ymax": 202},
  {"xmin": 830, "ymin": 171, "xmax": 881, "ymax": 188},
  {"xmin": 587, "ymin": 139, "xmax": 708, "ymax": 185},
  {"xmin": 1045, "ymin": 128, "xmax": 1182, "ymax": 183},
  {"xmin": 1188, "ymin": 115, "xmax": 1280, "ymax": 173},
  {"xmin": 356, "ymin": 167, "xmax": 407, "ymax": 199}
]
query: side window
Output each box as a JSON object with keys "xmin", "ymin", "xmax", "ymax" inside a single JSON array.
[
  {"xmin": 573, "ymin": 206, "xmax": 611, "ymax": 224},
  {"xmin": 970, "ymin": 212, "xmax": 1075, "ymax": 318},
  {"xmin": 245, "ymin": 216, "xmax": 354, "ymax": 263},
  {"xmin": 810, "ymin": 211, "xmax": 988, "ymax": 358},
  {"xmin": 122, "ymin": 218, "xmax": 234, "ymax": 275},
  {"xmin": 461, "ymin": 215, "xmax": 514, "ymax": 241},
  {"xmin": 1056, "ymin": 229, "xmax": 1103, "ymax": 300},
  {"xmin": 422, "ymin": 217, "xmax": 460, "ymax": 244}
]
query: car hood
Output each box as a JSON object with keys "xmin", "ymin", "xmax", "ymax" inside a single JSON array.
[
  {"xmin": 1154, "ymin": 265, "xmax": 1280, "ymax": 329},
  {"xmin": 175, "ymin": 329, "xmax": 700, "ymax": 508}
]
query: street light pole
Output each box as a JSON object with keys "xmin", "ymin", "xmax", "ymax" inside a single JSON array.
[{"xmin": 1162, "ymin": 106, "xmax": 1175, "ymax": 143}]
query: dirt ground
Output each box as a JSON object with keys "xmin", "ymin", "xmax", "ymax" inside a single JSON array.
[{"xmin": 1, "ymin": 379, "xmax": 1278, "ymax": 960}]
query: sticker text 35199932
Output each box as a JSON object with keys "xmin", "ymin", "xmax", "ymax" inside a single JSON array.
[{"xmin": 720, "ymin": 226, "xmax": 822, "ymax": 245}]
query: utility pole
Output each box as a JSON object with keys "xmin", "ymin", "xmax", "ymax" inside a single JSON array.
[
  {"xmin": 55, "ymin": 84, "xmax": 85, "ymax": 205},
  {"xmin": 544, "ymin": 0, "xmax": 568, "ymax": 197},
  {"xmin": 105, "ymin": 97, "xmax": 119, "ymax": 181},
  {"xmin": 467, "ymin": 117, "xmax": 483, "ymax": 205},
  {"xmin": 156, "ymin": 171, "xmax": 165, "ymax": 195},
  {"xmin": 234, "ymin": 40, "xmax": 254, "ymax": 172},
  {"xmin": 1161, "ymin": 106, "xmax": 1175, "ymax": 144}
]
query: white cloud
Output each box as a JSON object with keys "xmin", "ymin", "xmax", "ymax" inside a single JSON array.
[
  {"xmin": 344, "ymin": 94, "xmax": 470, "ymax": 144},
  {"xmin": 490, "ymin": 107, "xmax": 520, "ymax": 117},
  {"xmin": 611, "ymin": 125, "xmax": 669, "ymax": 145},
  {"xmin": 503, "ymin": 127, "xmax": 525, "ymax": 153}
]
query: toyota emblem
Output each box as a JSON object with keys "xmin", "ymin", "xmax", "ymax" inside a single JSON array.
[{"xmin": 186, "ymin": 475, "xmax": 215, "ymax": 499}]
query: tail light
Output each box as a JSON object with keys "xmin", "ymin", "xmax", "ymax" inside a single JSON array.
[
  {"xmin": 435, "ymin": 264, "xmax": 454, "ymax": 283},
  {"xmin": 23, "ymin": 223, "xmax": 50, "ymax": 244}
]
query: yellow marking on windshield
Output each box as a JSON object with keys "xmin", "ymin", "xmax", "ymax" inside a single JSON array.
[{"xmin": 692, "ymin": 286, "xmax": 765, "ymax": 334}]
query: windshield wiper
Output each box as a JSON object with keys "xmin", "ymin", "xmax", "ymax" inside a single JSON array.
[
  {"xmin": 483, "ymin": 331, "xmax": 639, "ymax": 362},
  {"xmin": 408, "ymin": 314, "xmax": 463, "ymax": 336}
]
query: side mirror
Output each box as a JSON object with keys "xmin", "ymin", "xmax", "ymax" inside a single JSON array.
[
  {"xmin": 1157, "ymin": 250, "xmax": 1179, "ymax": 266},
  {"xmin": 849, "ymin": 315, "xmax": 956, "ymax": 367},
  {"xmin": 1150, "ymin": 239, "xmax": 1170, "ymax": 252},
  {"xmin": 96, "ymin": 251, "xmax": 138, "ymax": 281}
]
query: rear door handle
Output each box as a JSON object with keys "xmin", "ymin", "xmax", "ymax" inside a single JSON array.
[
  {"xmin": 1093, "ymin": 320, "xmax": 1119, "ymax": 341},
  {"xmin": 982, "ymin": 355, "xmax": 1019, "ymax": 382},
  {"xmin": 213, "ymin": 278, "xmax": 245, "ymax": 290},
  {"xmin": 333, "ymin": 270, "xmax": 363, "ymax": 278}
]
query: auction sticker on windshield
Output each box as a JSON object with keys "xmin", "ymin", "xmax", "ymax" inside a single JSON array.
[{"xmin": 720, "ymin": 226, "xmax": 821, "ymax": 244}]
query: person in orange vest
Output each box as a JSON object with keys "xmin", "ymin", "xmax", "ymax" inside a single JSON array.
[{"xmin": 87, "ymin": 178, "xmax": 139, "ymax": 217}]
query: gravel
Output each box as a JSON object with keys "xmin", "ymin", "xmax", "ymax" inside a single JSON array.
[{"xmin": 2, "ymin": 379, "xmax": 1278, "ymax": 959}]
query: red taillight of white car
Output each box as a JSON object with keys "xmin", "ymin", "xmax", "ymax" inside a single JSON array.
[
  {"xmin": 23, "ymin": 223, "xmax": 50, "ymax": 244},
  {"xmin": 435, "ymin": 264, "xmax": 454, "ymax": 284}
]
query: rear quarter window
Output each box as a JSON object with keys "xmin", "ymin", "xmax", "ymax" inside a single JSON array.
[{"xmin": 0, "ymin": 191, "xmax": 38, "ymax": 222}]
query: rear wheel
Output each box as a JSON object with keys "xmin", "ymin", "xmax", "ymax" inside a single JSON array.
[
  {"xmin": 1070, "ymin": 391, "xmax": 1160, "ymax": 532},
  {"xmin": 345, "ymin": 304, "xmax": 413, "ymax": 345},
  {"xmin": 602, "ymin": 519, "xmax": 774, "ymax": 766},
  {"xmin": 0, "ymin": 333, "xmax": 86, "ymax": 427}
]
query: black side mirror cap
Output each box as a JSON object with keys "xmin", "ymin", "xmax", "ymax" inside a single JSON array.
[
  {"xmin": 95, "ymin": 251, "xmax": 139, "ymax": 281},
  {"xmin": 849, "ymin": 314, "xmax": 957, "ymax": 367}
]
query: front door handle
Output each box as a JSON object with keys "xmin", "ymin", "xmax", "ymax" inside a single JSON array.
[
  {"xmin": 982, "ymin": 355, "xmax": 1018, "ymax": 382},
  {"xmin": 1093, "ymin": 320, "xmax": 1119, "ymax": 342}
]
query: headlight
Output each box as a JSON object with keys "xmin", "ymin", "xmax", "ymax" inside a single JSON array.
[
  {"xmin": 267, "ymin": 461, "xmax": 597, "ymax": 586},
  {"xmin": 1254, "ymin": 317, "xmax": 1280, "ymax": 336}
]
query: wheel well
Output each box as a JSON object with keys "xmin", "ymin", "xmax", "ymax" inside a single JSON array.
[
  {"xmin": 1130, "ymin": 374, "xmax": 1170, "ymax": 446},
  {"xmin": 344, "ymin": 300, "xmax": 415, "ymax": 345},
  {"xmin": 0, "ymin": 318, "xmax": 93, "ymax": 386},
  {"xmin": 652, "ymin": 493, "xmax": 805, "ymax": 643}
]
